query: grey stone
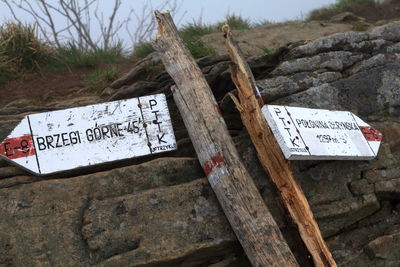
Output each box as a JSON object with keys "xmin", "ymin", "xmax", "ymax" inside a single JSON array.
[
  {"xmin": 288, "ymin": 31, "xmax": 369, "ymax": 58},
  {"xmin": 364, "ymin": 231, "xmax": 400, "ymax": 261},
  {"xmin": 257, "ymin": 71, "xmax": 342, "ymax": 102},
  {"xmin": 316, "ymin": 194, "xmax": 380, "ymax": 237},
  {"xmin": 82, "ymin": 179, "xmax": 236, "ymax": 265},
  {"xmin": 370, "ymin": 22, "xmax": 400, "ymax": 42},
  {"xmin": 273, "ymin": 51, "xmax": 363, "ymax": 75},
  {"xmin": 109, "ymin": 81, "xmax": 160, "ymax": 101},
  {"xmin": 375, "ymin": 178, "xmax": 400, "ymax": 199},
  {"xmin": 364, "ymin": 167, "xmax": 400, "ymax": 183},
  {"xmin": 349, "ymin": 179, "xmax": 374, "ymax": 195}
]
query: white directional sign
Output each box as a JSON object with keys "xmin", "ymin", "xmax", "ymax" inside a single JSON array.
[
  {"xmin": 262, "ymin": 105, "xmax": 382, "ymax": 160},
  {"xmin": 0, "ymin": 94, "xmax": 177, "ymax": 175}
]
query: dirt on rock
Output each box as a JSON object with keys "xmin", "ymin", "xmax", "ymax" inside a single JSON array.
[
  {"xmin": 310, "ymin": 2, "xmax": 400, "ymax": 22},
  {"xmin": 201, "ymin": 21, "xmax": 356, "ymax": 56},
  {"xmin": 0, "ymin": 62, "xmax": 134, "ymax": 110}
]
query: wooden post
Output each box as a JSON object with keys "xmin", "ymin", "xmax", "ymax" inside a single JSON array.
[
  {"xmin": 222, "ymin": 24, "xmax": 337, "ymax": 267},
  {"xmin": 152, "ymin": 11, "xmax": 298, "ymax": 267}
]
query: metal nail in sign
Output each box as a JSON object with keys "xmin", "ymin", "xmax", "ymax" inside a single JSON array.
[
  {"xmin": 0, "ymin": 93, "xmax": 177, "ymax": 175},
  {"xmin": 262, "ymin": 105, "xmax": 382, "ymax": 160}
]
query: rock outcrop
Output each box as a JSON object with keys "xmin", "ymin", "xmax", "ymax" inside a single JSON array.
[{"xmin": 1, "ymin": 22, "xmax": 400, "ymax": 266}]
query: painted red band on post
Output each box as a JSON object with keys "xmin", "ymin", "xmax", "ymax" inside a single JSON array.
[
  {"xmin": 0, "ymin": 135, "xmax": 36, "ymax": 159},
  {"xmin": 359, "ymin": 126, "xmax": 382, "ymax": 142},
  {"xmin": 203, "ymin": 156, "xmax": 224, "ymax": 176}
]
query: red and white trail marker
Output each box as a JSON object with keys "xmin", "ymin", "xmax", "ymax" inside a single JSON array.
[
  {"xmin": 0, "ymin": 93, "xmax": 177, "ymax": 175},
  {"xmin": 262, "ymin": 105, "xmax": 382, "ymax": 160}
]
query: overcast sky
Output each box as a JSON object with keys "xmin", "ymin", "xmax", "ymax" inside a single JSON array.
[
  {"xmin": 0, "ymin": 0, "xmax": 337, "ymax": 46},
  {"xmin": 177, "ymin": 0, "xmax": 336, "ymax": 24}
]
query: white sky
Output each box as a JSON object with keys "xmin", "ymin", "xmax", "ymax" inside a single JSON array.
[
  {"xmin": 177, "ymin": 0, "xmax": 336, "ymax": 24},
  {"xmin": 0, "ymin": 0, "xmax": 337, "ymax": 46}
]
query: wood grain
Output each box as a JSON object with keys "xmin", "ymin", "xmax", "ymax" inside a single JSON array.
[
  {"xmin": 152, "ymin": 11, "xmax": 298, "ymax": 267},
  {"xmin": 222, "ymin": 24, "xmax": 337, "ymax": 267}
]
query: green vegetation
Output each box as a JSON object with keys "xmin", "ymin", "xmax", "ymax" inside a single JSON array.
[
  {"xmin": 0, "ymin": 22, "xmax": 126, "ymax": 85},
  {"xmin": 216, "ymin": 14, "xmax": 252, "ymax": 30},
  {"xmin": 0, "ymin": 22, "xmax": 54, "ymax": 83},
  {"xmin": 85, "ymin": 65, "xmax": 121, "ymax": 91},
  {"xmin": 50, "ymin": 43, "xmax": 125, "ymax": 70},
  {"xmin": 133, "ymin": 13, "xmax": 272, "ymax": 60},
  {"xmin": 1, "ymin": 13, "xmax": 273, "ymax": 85},
  {"xmin": 179, "ymin": 21, "xmax": 217, "ymax": 58},
  {"xmin": 133, "ymin": 42, "xmax": 155, "ymax": 59}
]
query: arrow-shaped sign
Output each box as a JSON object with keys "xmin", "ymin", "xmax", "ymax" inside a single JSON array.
[
  {"xmin": 0, "ymin": 93, "xmax": 177, "ymax": 175},
  {"xmin": 262, "ymin": 105, "xmax": 382, "ymax": 160}
]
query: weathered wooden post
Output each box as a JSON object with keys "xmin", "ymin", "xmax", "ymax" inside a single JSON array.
[
  {"xmin": 152, "ymin": 11, "xmax": 298, "ymax": 267},
  {"xmin": 222, "ymin": 24, "xmax": 337, "ymax": 267}
]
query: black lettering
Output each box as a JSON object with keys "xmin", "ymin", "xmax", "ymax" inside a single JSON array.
[
  {"xmin": 110, "ymin": 124, "xmax": 118, "ymax": 137},
  {"xmin": 101, "ymin": 126, "xmax": 110, "ymax": 138},
  {"xmin": 116, "ymin": 123, "xmax": 124, "ymax": 136},
  {"xmin": 93, "ymin": 128, "xmax": 102, "ymax": 140},
  {"xmin": 157, "ymin": 133, "xmax": 167, "ymax": 144},
  {"xmin": 132, "ymin": 121, "xmax": 140, "ymax": 133},
  {"xmin": 127, "ymin": 121, "xmax": 140, "ymax": 134},
  {"xmin": 149, "ymin": 99, "xmax": 157, "ymax": 110},
  {"xmin": 37, "ymin": 137, "xmax": 46, "ymax": 151},
  {"xmin": 284, "ymin": 127, "xmax": 291, "ymax": 136},
  {"xmin": 279, "ymin": 117, "xmax": 286, "ymax": 126},
  {"xmin": 152, "ymin": 110, "xmax": 162, "ymax": 131},
  {"xmin": 86, "ymin": 129, "xmax": 94, "ymax": 141},
  {"xmin": 55, "ymin": 134, "xmax": 62, "ymax": 148},
  {"xmin": 290, "ymin": 137, "xmax": 300, "ymax": 147},
  {"xmin": 4, "ymin": 142, "xmax": 13, "ymax": 156},
  {"xmin": 296, "ymin": 119, "xmax": 302, "ymax": 127},
  {"xmin": 46, "ymin": 136, "xmax": 55, "ymax": 149},
  {"xmin": 77, "ymin": 131, "xmax": 81, "ymax": 143},
  {"xmin": 70, "ymin": 132, "xmax": 79, "ymax": 145},
  {"xmin": 274, "ymin": 107, "xmax": 281, "ymax": 116},
  {"xmin": 61, "ymin": 133, "xmax": 70, "ymax": 146}
]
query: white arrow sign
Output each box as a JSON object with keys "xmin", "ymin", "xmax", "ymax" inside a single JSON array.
[
  {"xmin": 0, "ymin": 93, "xmax": 177, "ymax": 175},
  {"xmin": 262, "ymin": 105, "xmax": 382, "ymax": 160}
]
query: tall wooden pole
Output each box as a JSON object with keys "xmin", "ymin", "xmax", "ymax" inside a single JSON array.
[
  {"xmin": 152, "ymin": 11, "xmax": 298, "ymax": 267},
  {"xmin": 222, "ymin": 24, "xmax": 337, "ymax": 267}
]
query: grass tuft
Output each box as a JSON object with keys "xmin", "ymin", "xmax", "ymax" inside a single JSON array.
[
  {"xmin": 133, "ymin": 42, "xmax": 155, "ymax": 59},
  {"xmin": 85, "ymin": 65, "xmax": 121, "ymax": 91},
  {"xmin": 0, "ymin": 22, "xmax": 54, "ymax": 82},
  {"xmin": 179, "ymin": 21, "xmax": 217, "ymax": 58},
  {"xmin": 217, "ymin": 13, "xmax": 252, "ymax": 30},
  {"xmin": 51, "ymin": 42, "xmax": 125, "ymax": 70}
]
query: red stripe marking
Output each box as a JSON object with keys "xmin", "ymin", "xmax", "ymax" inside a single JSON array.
[
  {"xmin": 0, "ymin": 135, "xmax": 36, "ymax": 160},
  {"xmin": 203, "ymin": 156, "xmax": 224, "ymax": 176},
  {"xmin": 359, "ymin": 126, "xmax": 382, "ymax": 142}
]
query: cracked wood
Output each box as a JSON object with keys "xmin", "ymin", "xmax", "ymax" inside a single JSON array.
[
  {"xmin": 152, "ymin": 10, "xmax": 298, "ymax": 267},
  {"xmin": 222, "ymin": 24, "xmax": 337, "ymax": 267}
]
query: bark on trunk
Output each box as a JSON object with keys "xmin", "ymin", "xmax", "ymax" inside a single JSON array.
[
  {"xmin": 222, "ymin": 24, "xmax": 337, "ymax": 267},
  {"xmin": 152, "ymin": 11, "xmax": 298, "ymax": 267}
]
